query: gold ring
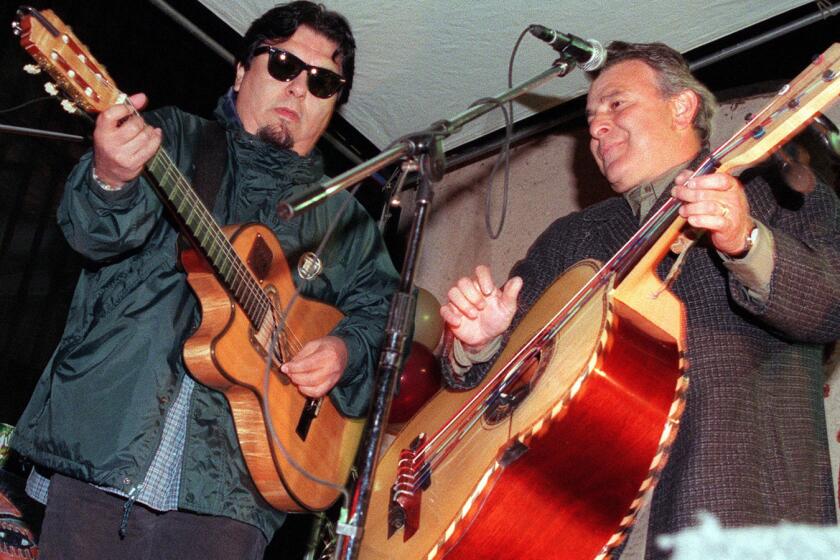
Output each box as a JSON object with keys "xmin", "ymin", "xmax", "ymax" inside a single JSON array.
[{"xmin": 720, "ymin": 203, "xmax": 730, "ymax": 218}]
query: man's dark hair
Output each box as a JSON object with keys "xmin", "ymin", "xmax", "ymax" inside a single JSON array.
[
  {"xmin": 240, "ymin": 1, "xmax": 356, "ymax": 105},
  {"xmin": 595, "ymin": 41, "xmax": 717, "ymax": 144}
]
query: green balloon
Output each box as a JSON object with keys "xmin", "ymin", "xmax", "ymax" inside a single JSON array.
[{"xmin": 414, "ymin": 287, "xmax": 444, "ymax": 352}]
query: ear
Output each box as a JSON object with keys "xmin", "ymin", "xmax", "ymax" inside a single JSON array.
[
  {"xmin": 234, "ymin": 63, "xmax": 246, "ymax": 92},
  {"xmin": 670, "ymin": 89, "xmax": 700, "ymax": 130}
]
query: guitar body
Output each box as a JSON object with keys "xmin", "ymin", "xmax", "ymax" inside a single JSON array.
[
  {"xmin": 181, "ymin": 223, "xmax": 365, "ymax": 511},
  {"xmin": 360, "ymin": 260, "xmax": 687, "ymax": 559}
]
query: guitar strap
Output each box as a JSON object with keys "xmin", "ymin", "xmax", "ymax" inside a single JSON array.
[
  {"xmin": 174, "ymin": 120, "xmax": 227, "ymax": 258},
  {"xmin": 191, "ymin": 120, "xmax": 228, "ymax": 212}
]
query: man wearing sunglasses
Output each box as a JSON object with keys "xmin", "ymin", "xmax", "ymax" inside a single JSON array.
[{"xmin": 12, "ymin": 2, "xmax": 397, "ymax": 559}]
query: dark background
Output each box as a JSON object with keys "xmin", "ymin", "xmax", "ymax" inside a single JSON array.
[{"xmin": 0, "ymin": 1, "xmax": 838, "ymax": 557}]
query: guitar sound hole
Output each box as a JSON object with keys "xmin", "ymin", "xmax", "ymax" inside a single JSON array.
[
  {"xmin": 484, "ymin": 385, "xmax": 531, "ymax": 425},
  {"xmin": 483, "ymin": 348, "xmax": 548, "ymax": 425}
]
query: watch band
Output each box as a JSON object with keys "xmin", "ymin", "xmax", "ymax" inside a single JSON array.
[{"xmin": 734, "ymin": 224, "xmax": 759, "ymax": 259}]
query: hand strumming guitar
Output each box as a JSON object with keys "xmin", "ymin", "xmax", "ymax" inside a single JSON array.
[{"xmin": 281, "ymin": 336, "xmax": 348, "ymax": 398}]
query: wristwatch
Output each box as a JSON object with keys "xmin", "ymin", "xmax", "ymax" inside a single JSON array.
[{"xmin": 734, "ymin": 224, "xmax": 759, "ymax": 259}]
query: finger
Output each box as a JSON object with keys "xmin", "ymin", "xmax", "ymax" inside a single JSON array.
[
  {"xmin": 679, "ymin": 199, "xmax": 727, "ymax": 218},
  {"xmin": 447, "ymin": 285, "xmax": 480, "ymax": 319},
  {"xmin": 674, "ymin": 169, "xmax": 694, "ymax": 186},
  {"xmin": 283, "ymin": 345, "xmax": 326, "ymax": 373},
  {"xmin": 500, "ymin": 276, "xmax": 523, "ymax": 308},
  {"xmin": 127, "ymin": 126, "xmax": 163, "ymax": 162},
  {"xmin": 100, "ymin": 130, "xmax": 160, "ymax": 180},
  {"xmin": 684, "ymin": 173, "xmax": 739, "ymax": 192},
  {"xmin": 455, "ymin": 276, "xmax": 485, "ymax": 310},
  {"xmin": 115, "ymin": 125, "xmax": 160, "ymax": 161},
  {"xmin": 126, "ymin": 92, "xmax": 149, "ymax": 112},
  {"xmin": 286, "ymin": 373, "xmax": 323, "ymax": 397},
  {"xmin": 474, "ymin": 265, "xmax": 497, "ymax": 296},
  {"xmin": 439, "ymin": 303, "xmax": 464, "ymax": 328},
  {"xmin": 673, "ymin": 182, "xmax": 733, "ymax": 204},
  {"xmin": 285, "ymin": 368, "xmax": 322, "ymax": 386},
  {"xmin": 685, "ymin": 214, "xmax": 728, "ymax": 231},
  {"xmin": 295, "ymin": 378, "xmax": 331, "ymax": 399}
]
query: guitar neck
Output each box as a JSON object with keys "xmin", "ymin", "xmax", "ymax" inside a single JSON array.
[{"xmin": 145, "ymin": 148, "xmax": 268, "ymax": 327}]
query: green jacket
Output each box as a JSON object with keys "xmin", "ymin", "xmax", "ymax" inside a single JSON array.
[{"xmin": 12, "ymin": 94, "xmax": 398, "ymax": 537}]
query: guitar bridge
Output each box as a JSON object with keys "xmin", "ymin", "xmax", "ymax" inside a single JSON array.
[
  {"xmin": 387, "ymin": 433, "xmax": 429, "ymax": 541},
  {"xmin": 295, "ymin": 398, "xmax": 322, "ymax": 440}
]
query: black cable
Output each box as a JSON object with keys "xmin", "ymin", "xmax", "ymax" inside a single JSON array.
[
  {"xmin": 465, "ymin": 26, "xmax": 529, "ymax": 240},
  {"xmin": 0, "ymin": 96, "xmax": 54, "ymax": 114}
]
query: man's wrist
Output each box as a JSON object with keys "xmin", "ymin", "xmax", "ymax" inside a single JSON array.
[
  {"xmin": 91, "ymin": 166, "xmax": 125, "ymax": 192},
  {"xmin": 452, "ymin": 336, "xmax": 502, "ymax": 368},
  {"xmin": 730, "ymin": 223, "xmax": 759, "ymax": 260}
]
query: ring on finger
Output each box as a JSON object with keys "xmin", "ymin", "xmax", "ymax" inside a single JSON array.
[{"xmin": 719, "ymin": 203, "xmax": 730, "ymax": 218}]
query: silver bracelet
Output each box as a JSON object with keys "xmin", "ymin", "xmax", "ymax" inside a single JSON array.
[{"xmin": 91, "ymin": 166, "xmax": 124, "ymax": 191}]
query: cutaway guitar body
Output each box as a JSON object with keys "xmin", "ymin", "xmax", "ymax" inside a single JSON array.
[{"xmin": 181, "ymin": 223, "xmax": 365, "ymax": 512}]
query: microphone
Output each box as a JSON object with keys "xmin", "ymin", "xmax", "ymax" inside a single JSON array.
[{"xmin": 528, "ymin": 25, "xmax": 606, "ymax": 71}]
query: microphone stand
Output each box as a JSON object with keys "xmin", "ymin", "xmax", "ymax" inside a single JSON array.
[
  {"xmin": 278, "ymin": 59, "xmax": 576, "ymax": 560},
  {"xmin": 0, "ymin": 123, "xmax": 87, "ymax": 143}
]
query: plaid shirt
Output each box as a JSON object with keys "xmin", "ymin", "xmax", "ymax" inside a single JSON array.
[{"xmin": 27, "ymin": 375, "xmax": 195, "ymax": 511}]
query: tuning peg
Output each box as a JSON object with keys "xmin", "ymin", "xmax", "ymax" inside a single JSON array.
[
  {"xmin": 60, "ymin": 99, "xmax": 78, "ymax": 114},
  {"xmin": 44, "ymin": 82, "xmax": 59, "ymax": 96},
  {"xmin": 23, "ymin": 64, "xmax": 42, "ymax": 75}
]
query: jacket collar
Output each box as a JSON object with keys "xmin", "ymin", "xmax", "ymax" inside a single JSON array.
[{"xmin": 213, "ymin": 88, "xmax": 325, "ymax": 182}]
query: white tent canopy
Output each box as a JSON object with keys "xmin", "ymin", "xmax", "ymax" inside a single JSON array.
[{"xmin": 197, "ymin": 0, "xmax": 811, "ymax": 151}]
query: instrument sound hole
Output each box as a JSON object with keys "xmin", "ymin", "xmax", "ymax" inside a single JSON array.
[
  {"xmin": 484, "ymin": 385, "xmax": 531, "ymax": 425},
  {"xmin": 483, "ymin": 349, "xmax": 545, "ymax": 425}
]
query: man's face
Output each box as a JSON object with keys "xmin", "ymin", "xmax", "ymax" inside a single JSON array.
[
  {"xmin": 587, "ymin": 60, "xmax": 693, "ymax": 193},
  {"xmin": 234, "ymin": 25, "xmax": 340, "ymax": 157}
]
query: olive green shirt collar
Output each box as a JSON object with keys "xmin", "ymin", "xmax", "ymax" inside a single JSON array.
[{"xmin": 622, "ymin": 162, "xmax": 689, "ymax": 222}]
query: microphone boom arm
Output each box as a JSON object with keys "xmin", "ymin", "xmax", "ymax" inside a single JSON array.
[{"xmin": 277, "ymin": 62, "xmax": 571, "ymax": 218}]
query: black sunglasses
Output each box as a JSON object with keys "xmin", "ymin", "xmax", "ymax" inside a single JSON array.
[{"xmin": 252, "ymin": 45, "xmax": 346, "ymax": 99}]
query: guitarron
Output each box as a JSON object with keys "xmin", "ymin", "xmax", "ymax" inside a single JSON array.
[{"xmin": 359, "ymin": 44, "xmax": 840, "ymax": 559}]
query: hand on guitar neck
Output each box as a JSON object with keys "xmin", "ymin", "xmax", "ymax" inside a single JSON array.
[
  {"xmin": 671, "ymin": 169, "xmax": 757, "ymax": 258},
  {"xmin": 92, "ymin": 92, "xmax": 162, "ymax": 189},
  {"xmin": 439, "ymin": 264, "xmax": 523, "ymax": 354}
]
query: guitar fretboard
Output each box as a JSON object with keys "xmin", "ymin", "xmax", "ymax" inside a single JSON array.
[{"xmin": 146, "ymin": 150, "xmax": 270, "ymax": 328}]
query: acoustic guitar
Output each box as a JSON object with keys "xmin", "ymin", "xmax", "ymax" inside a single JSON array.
[
  {"xmin": 358, "ymin": 45, "xmax": 840, "ymax": 559},
  {"xmin": 14, "ymin": 7, "xmax": 364, "ymax": 512}
]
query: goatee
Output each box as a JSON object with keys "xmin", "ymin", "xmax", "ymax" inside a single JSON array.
[{"xmin": 256, "ymin": 122, "xmax": 294, "ymax": 151}]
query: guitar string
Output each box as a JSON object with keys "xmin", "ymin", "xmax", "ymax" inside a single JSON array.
[
  {"xmin": 51, "ymin": 34, "xmax": 309, "ymax": 355},
  {"xmin": 109, "ymin": 95, "xmax": 310, "ymax": 359},
  {"xmin": 149, "ymin": 147, "xmax": 306, "ymax": 353},
  {"xmin": 398, "ymin": 63, "xmax": 839, "ymax": 492}
]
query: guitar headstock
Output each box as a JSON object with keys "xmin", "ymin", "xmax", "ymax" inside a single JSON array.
[
  {"xmin": 13, "ymin": 6, "xmax": 123, "ymax": 114},
  {"xmin": 713, "ymin": 43, "xmax": 840, "ymax": 175}
]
